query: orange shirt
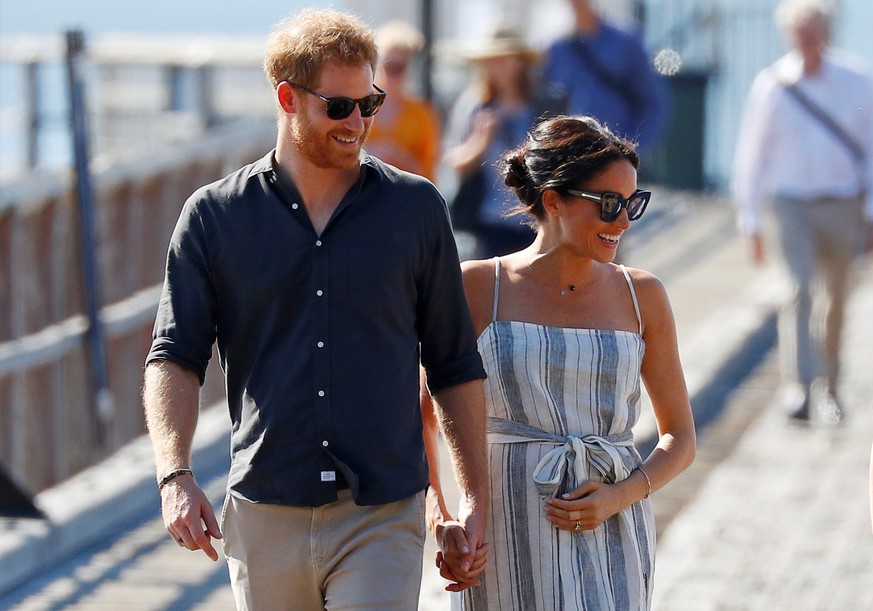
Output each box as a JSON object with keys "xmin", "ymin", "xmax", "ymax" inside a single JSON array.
[{"xmin": 366, "ymin": 96, "xmax": 441, "ymax": 181}]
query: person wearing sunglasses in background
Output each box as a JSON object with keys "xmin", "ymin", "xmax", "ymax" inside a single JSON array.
[
  {"xmin": 366, "ymin": 20, "xmax": 442, "ymax": 181},
  {"xmin": 143, "ymin": 9, "xmax": 489, "ymax": 610},
  {"xmin": 423, "ymin": 115, "xmax": 695, "ymax": 608}
]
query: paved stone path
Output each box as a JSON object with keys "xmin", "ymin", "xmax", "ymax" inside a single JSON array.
[{"xmin": 653, "ymin": 267, "xmax": 873, "ymax": 611}]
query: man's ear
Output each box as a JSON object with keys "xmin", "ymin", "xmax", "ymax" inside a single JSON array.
[{"xmin": 277, "ymin": 82, "xmax": 296, "ymax": 114}]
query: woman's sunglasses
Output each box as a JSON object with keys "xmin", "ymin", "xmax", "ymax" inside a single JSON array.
[
  {"xmin": 288, "ymin": 82, "xmax": 387, "ymax": 120},
  {"xmin": 565, "ymin": 188, "xmax": 651, "ymax": 222}
]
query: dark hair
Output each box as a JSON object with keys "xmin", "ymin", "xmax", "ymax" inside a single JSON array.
[{"xmin": 501, "ymin": 115, "xmax": 639, "ymax": 222}]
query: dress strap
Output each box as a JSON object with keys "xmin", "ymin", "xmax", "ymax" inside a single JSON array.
[
  {"xmin": 619, "ymin": 264, "xmax": 642, "ymax": 335},
  {"xmin": 491, "ymin": 257, "xmax": 501, "ymax": 323}
]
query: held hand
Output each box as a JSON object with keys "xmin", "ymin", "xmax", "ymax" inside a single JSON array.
[
  {"xmin": 456, "ymin": 497, "xmax": 488, "ymax": 571},
  {"xmin": 434, "ymin": 521, "xmax": 488, "ymax": 592},
  {"xmin": 161, "ymin": 474, "xmax": 222, "ymax": 561},
  {"xmin": 543, "ymin": 480, "xmax": 623, "ymax": 532},
  {"xmin": 434, "ymin": 496, "xmax": 490, "ymax": 592}
]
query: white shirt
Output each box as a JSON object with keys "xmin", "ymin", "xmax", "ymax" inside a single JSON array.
[{"xmin": 732, "ymin": 50, "xmax": 873, "ymax": 234}]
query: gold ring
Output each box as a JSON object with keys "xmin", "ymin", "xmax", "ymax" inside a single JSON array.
[{"xmin": 574, "ymin": 520, "xmax": 581, "ymax": 531}]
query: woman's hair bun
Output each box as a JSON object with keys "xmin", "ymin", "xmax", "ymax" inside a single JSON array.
[{"xmin": 502, "ymin": 150, "xmax": 529, "ymax": 191}]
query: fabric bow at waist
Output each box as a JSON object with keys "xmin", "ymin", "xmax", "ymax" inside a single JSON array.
[{"xmin": 487, "ymin": 417, "xmax": 636, "ymax": 499}]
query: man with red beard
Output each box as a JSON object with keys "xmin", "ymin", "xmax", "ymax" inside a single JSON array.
[{"xmin": 142, "ymin": 9, "xmax": 489, "ymax": 610}]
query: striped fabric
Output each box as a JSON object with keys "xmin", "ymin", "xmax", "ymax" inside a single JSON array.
[{"xmin": 453, "ymin": 263, "xmax": 655, "ymax": 610}]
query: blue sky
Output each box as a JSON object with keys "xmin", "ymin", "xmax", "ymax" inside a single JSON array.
[{"xmin": 0, "ymin": 0, "xmax": 322, "ymax": 36}]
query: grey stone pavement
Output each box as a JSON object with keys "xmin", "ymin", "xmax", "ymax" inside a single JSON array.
[{"xmin": 1, "ymin": 192, "xmax": 872, "ymax": 610}]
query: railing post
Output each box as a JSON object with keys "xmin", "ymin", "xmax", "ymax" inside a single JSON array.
[
  {"xmin": 64, "ymin": 29, "xmax": 114, "ymax": 446},
  {"xmin": 165, "ymin": 64, "xmax": 185, "ymax": 111},
  {"xmin": 420, "ymin": 0, "xmax": 434, "ymax": 102},
  {"xmin": 195, "ymin": 64, "xmax": 217, "ymax": 129},
  {"xmin": 24, "ymin": 61, "xmax": 40, "ymax": 169}
]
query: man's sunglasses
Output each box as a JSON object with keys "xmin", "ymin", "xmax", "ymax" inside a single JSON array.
[
  {"xmin": 565, "ymin": 188, "xmax": 651, "ymax": 222},
  {"xmin": 288, "ymin": 82, "xmax": 386, "ymax": 120}
]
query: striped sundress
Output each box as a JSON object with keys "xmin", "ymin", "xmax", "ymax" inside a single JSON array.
[{"xmin": 454, "ymin": 259, "xmax": 656, "ymax": 610}]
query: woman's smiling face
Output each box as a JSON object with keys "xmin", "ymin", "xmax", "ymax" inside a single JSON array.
[{"xmin": 555, "ymin": 158, "xmax": 638, "ymax": 261}]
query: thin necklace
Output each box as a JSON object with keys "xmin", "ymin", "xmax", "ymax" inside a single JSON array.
[{"xmin": 526, "ymin": 256, "xmax": 579, "ymax": 296}]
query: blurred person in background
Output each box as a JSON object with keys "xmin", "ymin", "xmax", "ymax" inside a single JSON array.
[
  {"xmin": 425, "ymin": 115, "xmax": 695, "ymax": 609},
  {"xmin": 367, "ymin": 20, "xmax": 441, "ymax": 181},
  {"xmin": 732, "ymin": 0, "xmax": 873, "ymax": 424},
  {"xmin": 541, "ymin": 0, "xmax": 670, "ymax": 156},
  {"xmin": 143, "ymin": 9, "xmax": 489, "ymax": 610},
  {"xmin": 443, "ymin": 25, "xmax": 565, "ymax": 260}
]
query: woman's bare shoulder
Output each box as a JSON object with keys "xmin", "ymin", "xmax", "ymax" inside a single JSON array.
[
  {"xmin": 461, "ymin": 258, "xmax": 497, "ymax": 286},
  {"xmin": 617, "ymin": 265, "xmax": 675, "ymax": 333},
  {"xmin": 461, "ymin": 258, "xmax": 499, "ymax": 331},
  {"xmin": 618, "ymin": 265, "xmax": 667, "ymax": 295}
]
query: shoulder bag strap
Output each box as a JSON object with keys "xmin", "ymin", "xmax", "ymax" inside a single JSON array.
[{"xmin": 782, "ymin": 81, "xmax": 866, "ymax": 165}]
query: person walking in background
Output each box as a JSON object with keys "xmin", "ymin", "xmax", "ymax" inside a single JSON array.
[
  {"xmin": 443, "ymin": 24, "xmax": 565, "ymax": 260},
  {"xmin": 142, "ymin": 9, "xmax": 489, "ymax": 610},
  {"xmin": 732, "ymin": 0, "xmax": 873, "ymax": 424},
  {"xmin": 426, "ymin": 115, "xmax": 696, "ymax": 608},
  {"xmin": 366, "ymin": 20, "xmax": 442, "ymax": 181},
  {"xmin": 541, "ymin": 0, "xmax": 670, "ymax": 155}
]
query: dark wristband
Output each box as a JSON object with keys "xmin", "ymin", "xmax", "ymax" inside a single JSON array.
[{"xmin": 158, "ymin": 468, "xmax": 193, "ymax": 490}]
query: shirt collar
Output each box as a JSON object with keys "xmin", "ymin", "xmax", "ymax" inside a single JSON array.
[
  {"xmin": 262, "ymin": 149, "xmax": 383, "ymax": 206},
  {"xmin": 781, "ymin": 50, "xmax": 832, "ymax": 84}
]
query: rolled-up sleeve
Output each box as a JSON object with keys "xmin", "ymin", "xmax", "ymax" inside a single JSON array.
[
  {"xmin": 416, "ymin": 190, "xmax": 486, "ymax": 394},
  {"xmin": 146, "ymin": 195, "xmax": 218, "ymax": 385}
]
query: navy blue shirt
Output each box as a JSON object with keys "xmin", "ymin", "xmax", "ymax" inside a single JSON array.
[{"xmin": 147, "ymin": 151, "xmax": 485, "ymax": 507}]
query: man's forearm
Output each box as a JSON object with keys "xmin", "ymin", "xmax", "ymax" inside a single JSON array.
[
  {"xmin": 432, "ymin": 379, "xmax": 489, "ymax": 509},
  {"xmin": 143, "ymin": 360, "xmax": 201, "ymax": 477}
]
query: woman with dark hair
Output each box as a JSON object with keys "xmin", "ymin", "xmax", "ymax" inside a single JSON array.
[{"xmin": 425, "ymin": 115, "xmax": 696, "ymax": 609}]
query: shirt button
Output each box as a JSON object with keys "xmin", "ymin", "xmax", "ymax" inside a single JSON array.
[
  {"xmin": 315, "ymin": 240, "xmax": 322, "ymax": 247},
  {"xmin": 292, "ymin": 203, "xmax": 299, "ymax": 209},
  {"xmin": 318, "ymin": 390, "xmax": 325, "ymax": 397},
  {"xmin": 317, "ymin": 341, "xmax": 324, "ymax": 348},
  {"xmin": 316, "ymin": 289, "xmax": 323, "ymax": 297},
  {"xmin": 322, "ymin": 440, "xmax": 329, "ymax": 447}
]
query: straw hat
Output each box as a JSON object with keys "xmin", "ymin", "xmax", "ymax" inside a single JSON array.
[
  {"xmin": 464, "ymin": 25, "xmax": 538, "ymax": 61},
  {"xmin": 376, "ymin": 20, "xmax": 425, "ymax": 54}
]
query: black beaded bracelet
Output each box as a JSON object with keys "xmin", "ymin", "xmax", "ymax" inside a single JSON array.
[{"xmin": 158, "ymin": 468, "xmax": 193, "ymax": 490}]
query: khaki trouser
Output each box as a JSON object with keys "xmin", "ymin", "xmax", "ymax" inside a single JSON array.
[
  {"xmin": 221, "ymin": 490, "xmax": 426, "ymax": 611},
  {"xmin": 770, "ymin": 194, "xmax": 865, "ymax": 397}
]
